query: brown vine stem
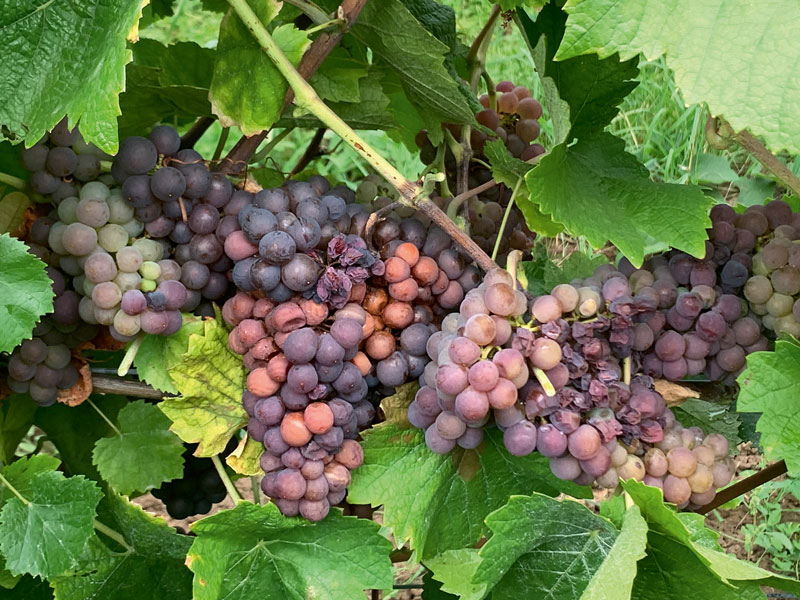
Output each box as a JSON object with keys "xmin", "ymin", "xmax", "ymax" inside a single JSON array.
[
  {"xmin": 217, "ymin": 0, "xmax": 367, "ymax": 175},
  {"xmin": 91, "ymin": 374, "xmax": 166, "ymax": 400},
  {"xmin": 695, "ymin": 459, "xmax": 788, "ymax": 515},
  {"xmin": 225, "ymin": 0, "xmax": 498, "ymax": 272},
  {"xmin": 733, "ymin": 128, "xmax": 800, "ymax": 197},
  {"xmin": 446, "ymin": 175, "xmax": 498, "ymax": 220},
  {"xmin": 287, "ymin": 127, "xmax": 327, "ymax": 178},
  {"xmin": 180, "ymin": 117, "xmax": 215, "ymax": 149},
  {"xmin": 454, "ymin": 4, "xmax": 502, "ymax": 197}
]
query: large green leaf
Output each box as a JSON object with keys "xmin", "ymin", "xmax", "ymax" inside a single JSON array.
[
  {"xmin": 93, "ymin": 400, "xmax": 185, "ymax": 495},
  {"xmin": 187, "ymin": 503, "xmax": 392, "ymax": 600},
  {"xmin": 279, "ymin": 69, "xmax": 394, "ymax": 131},
  {"xmin": 51, "ymin": 493, "xmax": 193, "ymax": 599},
  {"xmin": 737, "ymin": 338, "xmax": 800, "ymax": 474},
  {"xmin": 518, "ymin": 2, "xmax": 639, "ymax": 143},
  {"xmin": 471, "ymin": 495, "xmax": 642, "ymax": 599},
  {"xmin": 425, "ymin": 549, "xmax": 486, "ymax": 600},
  {"xmin": 347, "ymin": 423, "xmax": 589, "ymax": 560},
  {"xmin": 623, "ymin": 480, "xmax": 800, "ymax": 594},
  {"xmin": 0, "ymin": 0, "xmax": 142, "ymax": 152},
  {"xmin": 347, "ymin": 0, "xmax": 475, "ymax": 128},
  {"xmin": 34, "ymin": 396, "xmax": 128, "ymax": 481},
  {"xmin": 483, "ymin": 140, "xmax": 564, "ymax": 238},
  {"xmin": 0, "ymin": 457, "xmax": 102, "ymax": 579},
  {"xmin": 309, "ymin": 48, "xmax": 368, "ymax": 104},
  {"xmin": 557, "ymin": 0, "xmax": 800, "ymax": 155},
  {"xmin": 133, "ymin": 314, "xmax": 204, "ymax": 394},
  {"xmin": 0, "ymin": 234, "xmax": 55, "ymax": 354},
  {"xmin": 631, "ymin": 532, "xmax": 763, "ymax": 600},
  {"xmin": 160, "ymin": 315, "xmax": 247, "ymax": 457},
  {"xmin": 523, "ymin": 133, "xmax": 713, "ymax": 267},
  {"xmin": 210, "ymin": 0, "xmax": 310, "ymax": 135},
  {"xmin": 119, "ymin": 40, "xmax": 215, "ymax": 139}
]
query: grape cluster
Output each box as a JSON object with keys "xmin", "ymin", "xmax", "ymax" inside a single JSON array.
[
  {"xmin": 413, "ymin": 81, "xmax": 541, "ymax": 264},
  {"xmin": 152, "ymin": 440, "xmax": 236, "ymax": 519},
  {"xmin": 589, "ymin": 199, "xmax": 799, "ymax": 382},
  {"xmin": 226, "ymin": 295, "xmax": 373, "ymax": 521},
  {"xmin": 220, "ymin": 174, "xmax": 493, "ymax": 519},
  {"xmin": 5, "ymin": 316, "xmax": 92, "ymax": 405},
  {"xmin": 405, "ymin": 265, "xmax": 735, "ymax": 508},
  {"xmin": 22, "ymin": 118, "xmax": 108, "ymax": 201}
]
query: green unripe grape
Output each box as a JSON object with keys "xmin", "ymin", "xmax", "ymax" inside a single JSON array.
[
  {"xmin": 133, "ymin": 238, "xmax": 163, "ymax": 262},
  {"xmin": 79, "ymin": 181, "xmax": 110, "ymax": 201},
  {"xmin": 121, "ymin": 218, "xmax": 144, "ymax": 238},
  {"xmin": 139, "ymin": 261, "xmax": 161, "ymax": 280},
  {"xmin": 98, "ymin": 224, "xmax": 129, "ymax": 253},
  {"xmin": 57, "ymin": 197, "xmax": 79, "ymax": 224},
  {"xmin": 141, "ymin": 278, "xmax": 157, "ymax": 292}
]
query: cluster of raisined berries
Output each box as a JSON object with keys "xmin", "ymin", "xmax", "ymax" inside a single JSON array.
[
  {"xmin": 5, "ymin": 317, "xmax": 94, "ymax": 405},
  {"xmin": 404, "ymin": 264, "xmax": 735, "ymax": 509},
  {"xmin": 152, "ymin": 440, "xmax": 236, "ymax": 519}
]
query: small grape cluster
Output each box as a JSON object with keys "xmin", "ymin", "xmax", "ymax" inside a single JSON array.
[
  {"xmin": 225, "ymin": 294, "xmax": 374, "ymax": 521},
  {"xmin": 4, "ymin": 316, "xmax": 92, "ymax": 405},
  {"xmin": 405, "ymin": 265, "xmax": 736, "ymax": 508},
  {"xmin": 413, "ymin": 81, "xmax": 541, "ymax": 264},
  {"xmin": 22, "ymin": 118, "xmax": 108, "ymax": 201},
  {"xmin": 152, "ymin": 440, "xmax": 237, "ymax": 519}
]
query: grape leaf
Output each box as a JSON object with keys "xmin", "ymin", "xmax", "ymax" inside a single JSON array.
[
  {"xmin": 379, "ymin": 381, "xmax": 419, "ymax": 427},
  {"xmin": 470, "ymin": 495, "xmax": 625, "ymax": 599},
  {"xmin": 0, "ymin": 454, "xmax": 61, "ymax": 506},
  {"xmin": 310, "ymin": 48, "xmax": 368, "ymax": 104},
  {"xmin": 225, "ymin": 433, "xmax": 262, "ymax": 476},
  {"xmin": 33, "ymin": 396, "xmax": 127, "ymax": 481},
  {"xmin": 0, "ymin": 192, "xmax": 31, "ymax": 235},
  {"xmin": 210, "ymin": 0, "xmax": 310, "ymax": 135},
  {"xmin": 523, "ymin": 133, "xmax": 713, "ymax": 266},
  {"xmin": 622, "ymin": 480, "xmax": 800, "ymax": 594},
  {"xmin": 557, "ymin": 0, "xmax": 800, "ymax": 156},
  {"xmin": 0, "ymin": 234, "xmax": 55, "ymax": 354},
  {"xmin": 631, "ymin": 532, "xmax": 763, "ymax": 600},
  {"xmin": 92, "ymin": 400, "xmax": 185, "ymax": 495},
  {"xmin": 187, "ymin": 503, "xmax": 392, "ymax": 600},
  {"xmin": 133, "ymin": 314, "xmax": 205, "ymax": 394},
  {"xmin": 420, "ymin": 570, "xmax": 461, "ymax": 600},
  {"xmin": 692, "ymin": 154, "xmax": 739, "ymax": 186},
  {"xmin": 581, "ymin": 504, "xmax": 648, "ymax": 599},
  {"xmin": 347, "ymin": 423, "xmax": 589, "ymax": 560},
  {"xmin": 737, "ymin": 338, "xmax": 800, "ymax": 475},
  {"xmin": 672, "ymin": 398, "xmax": 741, "ymax": 448},
  {"xmin": 521, "ymin": 249, "xmax": 609, "ymax": 296},
  {"xmin": 0, "ymin": 394, "xmax": 37, "ymax": 464},
  {"xmin": 51, "ymin": 492, "xmax": 193, "ymax": 599},
  {"xmin": 119, "ymin": 40, "xmax": 214, "ymax": 139},
  {"xmin": 482, "ymin": 141, "xmax": 564, "ymax": 238},
  {"xmin": 160, "ymin": 315, "xmax": 247, "ymax": 457},
  {"xmin": 425, "ymin": 548, "xmax": 486, "ymax": 600},
  {"xmin": 0, "ymin": 459, "xmax": 102, "ymax": 578},
  {"xmin": 517, "ymin": 3, "xmax": 639, "ymax": 143},
  {"xmin": 279, "ymin": 69, "xmax": 394, "ymax": 131},
  {"xmin": 0, "ymin": 0, "xmax": 142, "ymax": 152},
  {"xmin": 347, "ymin": 0, "xmax": 475, "ymax": 127}
]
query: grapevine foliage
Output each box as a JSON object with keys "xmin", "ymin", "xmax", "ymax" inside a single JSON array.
[{"xmin": 0, "ymin": 0, "xmax": 799, "ymax": 598}]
